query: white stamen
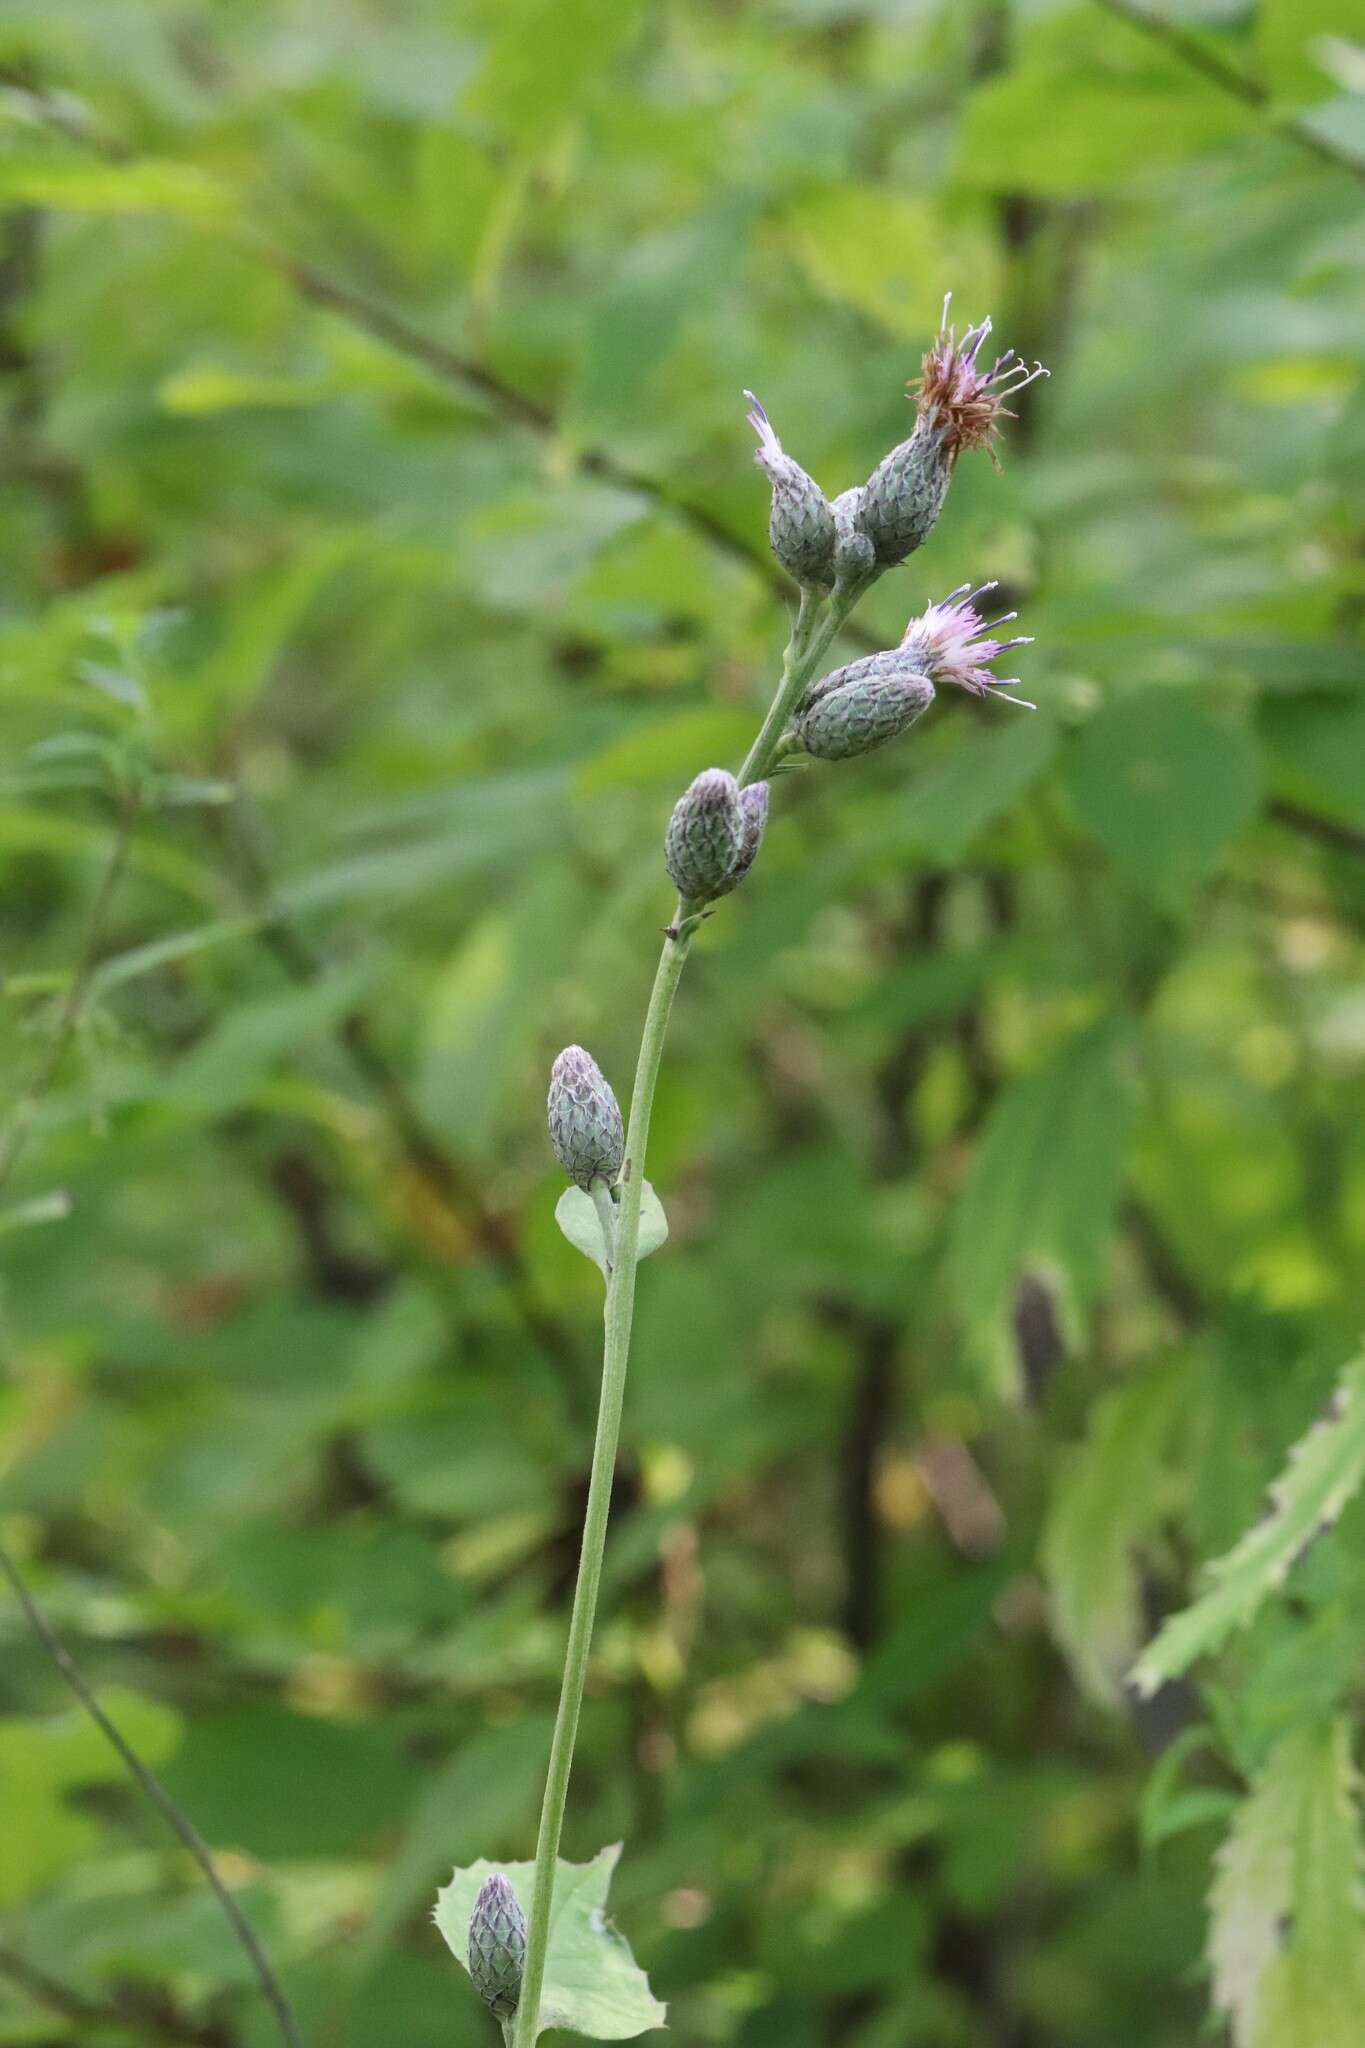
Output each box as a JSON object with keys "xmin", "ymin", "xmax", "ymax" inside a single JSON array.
[{"xmin": 995, "ymin": 359, "xmax": 1049, "ymax": 395}]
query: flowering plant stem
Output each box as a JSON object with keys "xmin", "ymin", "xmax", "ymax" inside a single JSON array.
[{"xmin": 512, "ymin": 573, "xmax": 864, "ymax": 2048}]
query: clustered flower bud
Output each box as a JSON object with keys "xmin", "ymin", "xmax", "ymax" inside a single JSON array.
[
  {"xmin": 548, "ymin": 1045, "xmax": 624, "ymax": 1189},
  {"xmin": 793, "ymin": 651, "xmax": 935, "ymax": 761},
  {"xmin": 711, "ymin": 780, "xmax": 769, "ymax": 898},
  {"xmin": 830, "ymin": 487, "xmax": 876, "ymax": 586},
  {"xmin": 468, "ymin": 1873, "xmax": 527, "ymax": 2020},
  {"xmin": 857, "ymin": 298, "xmax": 1049, "ymax": 570},
  {"xmin": 665, "ymin": 767, "xmax": 746, "ymax": 903},
  {"xmin": 746, "ymin": 392, "xmax": 837, "ymax": 590}
]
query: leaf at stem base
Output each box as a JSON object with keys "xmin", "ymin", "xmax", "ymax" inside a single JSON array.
[
  {"xmin": 435, "ymin": 1844, "xmax": 666, "ymax": 2040},
  {"xmin": 554, "ymin": 1183, "xmax": 668, "ymax": 1280}
]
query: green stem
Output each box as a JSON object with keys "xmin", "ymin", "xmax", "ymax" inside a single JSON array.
[
  {"xmin": 513, "ymin": 572, "xmax": 869, "ymax": 2046},
  {"xmin": 512, "ymin": 921, "xmax": 693, "ymax": 2048},
  {"xmin": 737, "ymin": 580, "xmax": 862, "ymax": 789},
  {"xmin": 588, "ymin": 1177, "xmax": 617, "ymax": 1271}
]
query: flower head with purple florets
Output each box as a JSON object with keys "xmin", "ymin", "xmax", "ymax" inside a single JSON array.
[
  {"xmin": 899, "ymin": 583, "xmax": 1036, "ymax": 707},
  {"xmin": 912, "ymin": 295, "xmax": 1049, "ymax": 468}
]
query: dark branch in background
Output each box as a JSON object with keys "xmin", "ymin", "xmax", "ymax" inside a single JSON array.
[
  {"xmin": 0, "ymin": 788, "xmax": 139, "ymax": 1202},
  {"xmin": 270, "ymin": 247, "xmax": 802, "ymax": 614},
  {"xmin": 212, "ymin": 802, "xmax": 591, "ymax": 1408},
  {"xmin": 1092, "ymin": 0, "xmax": 1365, "ymax": 189},
  {"xmin": 0, "ymin": 1940, "xmax": 229, "ymax": 2048},
  {"xmin": 268, "ymin": 1148, "xmax": 391, "ymax": 1307},
  {"xmin": 7, "ymin": 55, "xmax": 1364, "ymax": 873},
  {"xmin": 1268, "ymin": 798, "xmax": 1365, "ymax": 863},
  {"xmin": 1125, "ymin": 1198, "xmax": 1207, "ymax": 1334},
  {"xmin": 0, "ymin": 1544, "xmax": 302, "ymax": 2048}
]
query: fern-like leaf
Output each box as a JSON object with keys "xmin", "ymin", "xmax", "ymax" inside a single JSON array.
[{"xmin": 1133, "ymin": 1347, "xmax": 1365, "ymax": 1697}]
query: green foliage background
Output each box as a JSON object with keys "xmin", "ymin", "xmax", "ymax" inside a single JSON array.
[{"xmin": 1, "ymin": 1, "xmax": 1364, "ymax": 2044}]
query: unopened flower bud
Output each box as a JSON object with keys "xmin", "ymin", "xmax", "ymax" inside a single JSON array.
[
  {"xmin": 860, "ymin": 296, "xmax": 1048, "ymax": 569},
  {"xmin": 548, "ymin": 1045, "xmax": 624, "ymax": 1189},
  {"xmin": 711, "ymin": 780, "xmax": 769, "ymax": 898},
  {"xmin": 746, "ymin": 392, "xmax": 837, "ymax": 590},
  {"xmin": 665, "ymin": 767, "xmax": 745, "ymax": 902},
  {"xmin": 794, "ymin": 652, "xmax": 934, "ymax": 760},
  {"xmin": 860, "ymin": 423, "xmax": 952, "ymax": 569},
  {"xmin": 831, "ymin": 488, "xmax": 876, "ymax": 586},
  {"xmin": 468, "ymin": 1873, "xmax": 527, "ymax": 2020}
]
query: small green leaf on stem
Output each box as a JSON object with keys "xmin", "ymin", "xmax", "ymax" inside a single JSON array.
[
  {"xmin": 554, "ymin": 1184, "xmax": 668, "ymax": 1281},
  {"xmin": 435, "ymin": 1845, "xmax": 666, "ymax": 2041}
]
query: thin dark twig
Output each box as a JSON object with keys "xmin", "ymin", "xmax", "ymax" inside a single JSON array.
[
  {"xmin": 269, "ymin": 246, "xmax": 796, "ymax": 606},
  {"xmin": 0, "ymin": 1545, "xmax": 304, "ymax": 2048},
  {"xmin": 1268, "ymin": 797, "xmax": 1365, "ymax": 863},
  {"xmin": 1092, "ymin": 0, "xmax": 1365, "ymax": 188},
  {"xmin": 0, "ymin": 1940, "xmax": 227, "ymax": 2048},
  {"xmin": 0, "ymin": 788, "xmax": 139, "ymax": 1201}
]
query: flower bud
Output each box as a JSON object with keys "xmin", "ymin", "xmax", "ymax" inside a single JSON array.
[
  {"xmin": 794, "ymin": 652, "xmax": 934, "ymax": 761},
  {"xmin": 711, "ymin": 780, "xmax": 769, "ymax": 898},
  {"xmin": 468, "ymin": 1873, "xmax": 527, "ymax": 2020},
  {"xmin": 831, "ymin": 488, "xmax": 876, "ymax": 586},
  {"xmin": 746, "ymin": 392, "xmax": 837, "ymax": 590},
  {"xmin": 859, "ymin": 297, "xmax": 1048, "ymax": 569},
  {"xmin": 664, "ymin": 767, "xmax": 745, "ymax": 903},
  {"xmin": 548, "ymin": 1045, "xmax": 624, "ymax": 1189},
  {"xmin": 860, "ymin": 422, "xmax": 952, "ymax": 569}
]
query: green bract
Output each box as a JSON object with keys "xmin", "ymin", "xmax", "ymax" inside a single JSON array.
[
  {"xmin": 548, "ymin": 1046, "xmax": 625, "ymax": 1190},
  {"xmin": 859, "ymin": 420, "xmax": 952, "ymax": 568},
  {"xmin": 663, "ymin": 766, "xmax": 745, "ymax": 902},
  {"xmin": 468, "ymin": 1872, "xmax": 528, "ymax": 2019},
  {"xmin": 794, "ymin": 653, "xmax": 934, "ymax": 760}
]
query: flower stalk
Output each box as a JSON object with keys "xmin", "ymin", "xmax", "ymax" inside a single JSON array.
[{"xmin": 512, "ymin": 300, "xmax": 1044, "ymax": 2047}]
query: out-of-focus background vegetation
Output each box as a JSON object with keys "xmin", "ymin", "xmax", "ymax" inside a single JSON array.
[{"xmin": 1, "ymin": 2, "xmax": 1364, "ymax": 2044}]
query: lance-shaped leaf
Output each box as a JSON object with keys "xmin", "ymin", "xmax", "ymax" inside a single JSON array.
[
  {"xmin": 435, "ymin": 1845, "xmax": 665, "ymax": 2041},
  {"xmin": 949, "ymin": 1018, "xmax": 1137, "ymax": 1383},
  {"xmin": 1042, "ymin": 1361, "xmax": 1187, "ymax": 1705},
  {"xmin": 1133, "ymin": 1347, "xmax": 1365, "ymax": 1696},
  {"xmin": 1209, "ymin": 1720, "xmax": 1365, "ymax": 2048}
]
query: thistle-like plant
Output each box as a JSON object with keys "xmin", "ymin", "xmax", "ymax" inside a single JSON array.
[{"xmin": 437, "ymin": 298, "xmax": 1047, "ymax": 2043}]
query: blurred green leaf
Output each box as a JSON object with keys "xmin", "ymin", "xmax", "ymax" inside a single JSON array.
[
  {"xmin": 950, "ymin": 1019, "xmax": 1139, "ymax": 1377},
  {"xmin": 1065, "ymin": 693, "xmax": 1262, "ymax": 909},
  {"xmin": 1135, "ymin": 1349, "xmax": 1365, "ymax": 1697},
  {"xmin": 0, "ymin": 153, "xmax": 232, "ymax": 220},
  {"xmin": 1210, "ymin": 1720, "xmax": 1365, "ymax": 2048},
  {"xmin": 1043, "ymin": 1360, "xmax": 1188, "ymax": 1704}
]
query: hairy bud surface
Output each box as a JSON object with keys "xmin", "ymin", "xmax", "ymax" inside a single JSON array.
[
  {"xmin": 712, "ymin": 780, "xmax": 769, "ymax": 898},
  {"xmin": 794, "ymin": 652, "xmax": 934, "ymax": 760},
  {"xmin": 746, "ymin": 392, "xmax": 837, "ymax": 590},
  {"xmin": 468, "ymin": 1873, "xmax": 527, "ymax": 2021},
  {"xmin": 548, "ymin": 1045, "xmax": 625, "ymax": 1189},
  {"xmin": 665, "ymin": 767, "xmax": 746, "ymax": 902}
]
